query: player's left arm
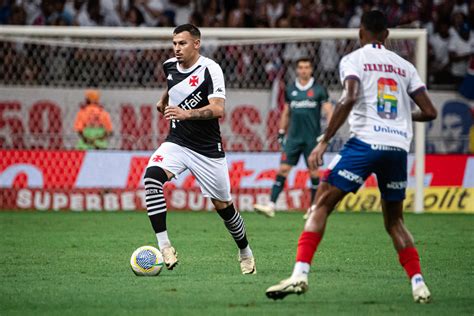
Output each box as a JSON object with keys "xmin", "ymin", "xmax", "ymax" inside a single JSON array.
[
  {"xmin": 164, "ymin": 97, "xmax": 225, "ymax": 121},
  {"xmin": 411, "ymin": 90, "xmax": 437, "ymax": 122},
  {"xmin": 408, "ymin": 64, "xmax": 437, "ymax": 122}
]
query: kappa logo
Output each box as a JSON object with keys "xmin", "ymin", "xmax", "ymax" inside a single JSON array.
[
  {"xmin": 216, "ymin": 88, "xmax": 223, "ymax": 92},
  {"xmin": 152, "ymin": 155, "xmax": 164, "ymax": 162},
  {"xmin": 167, "ymin": 74, "xmax": 173, "ymax": 80},
  {"xmin": 189, "ymin": 75, "xmax": 199, "ymax": 86}
]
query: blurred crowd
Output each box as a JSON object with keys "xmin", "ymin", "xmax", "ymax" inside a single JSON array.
[{"xmin": 0, "ymin": 0, "xmax": 473, "ymax": 88}]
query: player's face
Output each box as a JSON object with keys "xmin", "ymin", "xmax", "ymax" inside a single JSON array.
[
  {"xmin": 172, "ymin": 31, "xmax": 200, "ymax": 65},
  {"xmin": 296, "ymin": 61, "xmax": 313, "ymax": 81}
]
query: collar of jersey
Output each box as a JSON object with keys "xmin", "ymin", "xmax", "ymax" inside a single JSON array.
[
  {"xmin": 176, "ymin": 55, "xmax": 204, "ymax": 73},
  {"xmin": 295, "ymin": 77, "xmax": 314, "ymax": 90},
  {"xmin": 363, "ymin": 43, "xmax": 386, "ymax": 49}
]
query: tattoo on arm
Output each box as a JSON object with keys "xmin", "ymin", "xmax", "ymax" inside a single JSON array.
[{"xmin": 189, "ymin": 109, "xmax": 214, "ymax": 120}]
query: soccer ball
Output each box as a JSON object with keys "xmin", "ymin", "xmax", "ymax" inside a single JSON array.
[{"xmin": 130, "ymin": 246, "xmax": 164, "ymax": 276}]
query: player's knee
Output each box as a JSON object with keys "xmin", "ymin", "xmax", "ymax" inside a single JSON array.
[
  {"xmin": 309, "ymin": 170, "xmax": 319, "ymax": 178},
  {"xmin": 211, "ymin": 199, "xmax": 232, "ymax": 210},
  {"xmin": 278, "ymin": 164, "xmax": 291, "ymax": 177},
  {"xmin": 144, "ymin": 166, "xmax": 169, "ymax": 186}
]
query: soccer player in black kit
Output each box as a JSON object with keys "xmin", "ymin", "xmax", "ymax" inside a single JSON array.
[{"xmin": 143, "ymin": 24, "xmax": 256, "ymax": 274}]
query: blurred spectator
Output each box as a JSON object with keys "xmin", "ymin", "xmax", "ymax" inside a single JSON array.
[
  {"xmin": 448, "ymin": 12, "xmax": 474, "ymax": 85},
  {"xmin": 134, "ymin": 0, "xmax": 163, "ymax": 26},
  {"xmin": 74, "ymin": 89, "xmax": 113, "ymax": 150},
  {"xmin": 0, "ymin": 0, "xmax": 13, "ymax": 24},
  {"xmin": 46, "ymin": 0, "xmax": 73, "ymax": 25},
  {"xmin": 228, "ymin": 0, "xmax": 255, "ymax": 27},
  {"xmin": 429, "ymin": 19, "xmax": 452, "ymax": 84},
  {"xmin": 31, "ymin": 0, "xmax": 54, "ymax": 25},
  {"xmin": 99, "ymin": 0, "xmax": 122, "ymax": 25},
  {"xmin": 164, "ymin": 0, "xmax": 192, "ymax": 25},
  {"xmin": 75, "ymin": 0, "xmax": 102, "ymax": 26},
  {"xmin": 264, "ymin": 0, "xmax": 283, "ymax": 28},
  {"xmin": 348, "ymin": 2, "xmax": 373, "ymax": 28},
  {"xmin": 7, "ymin": 5, "xmax": 26, "ymax": 24},
  {"xmin": 452, "ymin": 0, "xmax": 469, "ymax": 16},
  {"xmin": 123, "ymin": 5, "xmax": 145, "ymax": 26}
]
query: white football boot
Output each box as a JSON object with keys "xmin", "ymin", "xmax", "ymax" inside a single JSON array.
[
  {"xmin": 253, "ymin": 203, "xmax": 275, "ymax": 218},
  {"xmin": 239, "ymin": 254, "xmax": 257, "ymax": 275},
  {"xmin": 161, "ymin": 246, "xmax": 178, "ymax": 270},
  {"xmin": 412, "ymin": 275, "xmax": 431, "ymax": 303},
  {"xmin": 265, "ymin": 275, "xmax": 308, "ymax": 300}
]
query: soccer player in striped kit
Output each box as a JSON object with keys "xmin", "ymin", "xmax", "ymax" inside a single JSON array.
[
  {"xmin": 143, "ymin": 24, "xmax": 256, "ymax": 274},
  {"xmin": 266, "ymin": 10, "xmax": 437, "ymax": 302}
]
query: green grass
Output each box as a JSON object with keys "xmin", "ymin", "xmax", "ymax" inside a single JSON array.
[{"xmin": 0, "ymin": 211, "xmax": 473, "ymax": 315}]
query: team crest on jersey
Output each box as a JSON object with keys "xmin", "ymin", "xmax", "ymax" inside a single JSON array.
[
  {"xmin": 152, "ymin": 155, "xmax": 164, "ymax": 162},
  {"xmin": 189, "ymin": 75, "xmax": 199, "ymax": 86},
  {"xmin": 307, "ymin": 89, "xmax": 314, "ymax": 97},
  {"xmin": 291, "ymin": 91, "xmax": 297, "ymax": 96}
]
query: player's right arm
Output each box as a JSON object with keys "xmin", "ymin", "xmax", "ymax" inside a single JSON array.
[
  {"xmin": 278, "ymin": 103, "xmax": 290, "ymax": 146},
  {"xmin": 156, "ymin": 90, "xmax": 169, "ymax": 114},
  {"xmin": 308, "ymin": 78, "xmax": 360, "ymax": 168}
]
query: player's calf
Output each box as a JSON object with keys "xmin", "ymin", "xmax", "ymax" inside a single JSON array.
[
  {"xmin": 216, "ymin": 203, "xmax": 256, "ymax": 274},
  {"xmin": 144, "ymin": 166, "xmax": 178, "ymax": 266}
]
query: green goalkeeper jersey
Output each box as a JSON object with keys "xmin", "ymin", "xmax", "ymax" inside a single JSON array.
[{"xmin": 285, "ymin": 77, "xmax": 329, "ymax": 143}]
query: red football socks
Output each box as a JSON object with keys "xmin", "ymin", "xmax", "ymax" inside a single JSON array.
[
  {"xmin": 296, "ymin": 231, "xmax": 322, "ymax": 263},
  {"xmin": 398, "ymin": 247, "xmax": 422, "ymax": 279}
]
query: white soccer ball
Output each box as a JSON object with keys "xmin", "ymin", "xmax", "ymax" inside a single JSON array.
[{"xmin": 130, "ymin": 246, "xmax": 164, "ymax": 276}]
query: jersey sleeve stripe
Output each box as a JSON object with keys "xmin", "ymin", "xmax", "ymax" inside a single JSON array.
[
  {"xmin": 343, "ymin": 75, "xmax": 361, "ymax": 83},
  {"xmin": 208, "ymin": 93, "xmax": 226, "ymax": 100},
  {"xmin": 409, "ymin": 86, "xmax": 426, "ymax": 98}
]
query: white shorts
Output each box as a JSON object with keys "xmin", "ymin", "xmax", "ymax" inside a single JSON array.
[{"xmin": 147, "ymin": 142, "xmax": 232, "ymax": 202}]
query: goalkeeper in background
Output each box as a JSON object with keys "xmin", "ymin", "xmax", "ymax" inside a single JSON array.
[{"xmin": 254, "ymin": 57, "xmax": 333, "ymax": 218}]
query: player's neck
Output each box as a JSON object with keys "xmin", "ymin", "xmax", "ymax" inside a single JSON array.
[
  {"xmin": 298, "ymin": 77, "xmax": 311, "ymax": 86},
  {"xmin": 180, "ymin": 54, "xmax": 201, "ymax": 69},
  {"xmin": 361, "ymin": 39, "xmax": 385, "ymax": 47}
]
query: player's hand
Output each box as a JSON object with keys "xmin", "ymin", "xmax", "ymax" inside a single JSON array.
[
  {"xmin": 156, "ymin": 101, "xmax": 165, "ymax": 114},
  {"xmin": 277, "ymin": 131, "xmax": 286, "ymax": 148},
  {"xmin": 164, "ymin": 106, "xmax": 188, "ymax": 121},
  {"xmin": 308, "ymin": 141, "xmax": 328, "ymax": 169}
]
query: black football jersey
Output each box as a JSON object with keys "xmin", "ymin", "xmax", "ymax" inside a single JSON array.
[{"xmin": 163, "ymin": 56, "xmax": 226, "ymax": 158}]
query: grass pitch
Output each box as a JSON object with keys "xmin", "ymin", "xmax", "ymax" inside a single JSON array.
[{"xmin": 1, "ymin": 211, "xmax": 473, "ymax": 315}]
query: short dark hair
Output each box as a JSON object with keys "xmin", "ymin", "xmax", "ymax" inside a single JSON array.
[
  {"xmin": 173, "ymin": 24, "xmax": 201, "ymax": 38},
  {"xmin": 296, "ymin": 57, "xmax": 313, "ymax": 66},
  {"xmin": 361, "ymin": 10, "xmax": 387, "ymax": 34}
]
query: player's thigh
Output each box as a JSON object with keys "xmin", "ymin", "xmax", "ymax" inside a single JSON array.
[
  {"xmin": 282, "ymin": 140, "xmax": 304, "ymax": 166},
  {"xmin": 325, "ymin": 138, "xmax": 374, "ymax": 194},
  {"xmin": 147, "ymin": 142, "xmax": 188, "ymax": 178},
  {"xmin": 374, "ymin": 149, "xmax": 408, "ymax": 202},
  {"xmin": 185, "ymin": 149, "xmax": 232, "ymax": 202}
]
